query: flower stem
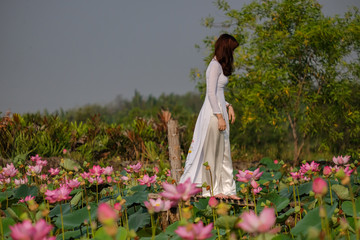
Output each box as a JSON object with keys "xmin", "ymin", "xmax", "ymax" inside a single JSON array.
[
  {"xmin": 209, "ymin": 168, "xmax": 214, "ymax": 196},
  {"xmin": 60, "ymin": 202, "xmax": 65, "ymax": 240},
  {"xmin": 253, "ymin": 194, "xmax": 257, "ymax": 214},
  {"xmin": 178, "ymin": 203, "xmax": 183, "ymax": 221},
  {"xmin": 0, "ymin": 214, "xmax": 4, "ymax": 240},
  {"xmin": 87, "ymin": 204, "xmax": 95, "ymax": 238},
  {"xmin": 292, "ymin": 184, "xmax": 297, "ymax": 209},
  {"xmin": 348, "ymin": 183, "xmax": 359, "ymax": 240},
  {"xmin": 96, "ymin": 182, "xmax": 99, "ymax": 204},
  {"xmin": 295, "ymin": 184, "xmax": 302, "ymax": 219},
  {"xmin": 328, "ymin": 179, "xmax": 333, "ymax": 205},
  {"xmin": 245, "ymin": 192, "xmax": 249, "ymax": 211},
  {"xmin": 150, "ymin": 213, "xmax": 155, "ymax": 240}
]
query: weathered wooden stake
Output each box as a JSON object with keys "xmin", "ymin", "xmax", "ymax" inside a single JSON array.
[{"xmin": 167, "ymin": 119, "xmax": 182, "ymax": 183}]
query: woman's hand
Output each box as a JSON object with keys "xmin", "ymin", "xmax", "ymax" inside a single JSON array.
[
  {"xmin": 228, "ymin": 105, "xmax": 236, "ymax": 124},
  {"xmin": 216, "ymin": 114, "xmax": 227, "ymax": 131}
]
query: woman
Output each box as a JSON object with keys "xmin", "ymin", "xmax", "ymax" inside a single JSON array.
[{"xmin": 179, "ymin": 34, "xmax": 239, "ymax": 199}]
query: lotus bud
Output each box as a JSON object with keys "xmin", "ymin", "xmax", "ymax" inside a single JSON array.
[
  {"xmin": 216, "ymin": 202, "xmax": 230, "ymax": 216},
  {"xmin": 307, "ymin": 227, "xmax": 320, "ymax": 240},
  {"xmin": 339, "ymin": 218, "xmax": 349, "ymax": 230},
  {"xmin": 208, "ymin": 197, "xmax": 219, "ymax": 208},
  {"xmin": 341, "ymin": 176, "xmax": 350, "ymax": 185},
  {"xmin": 20, "ymin": 212, "xmax": 29, "ymax": 221},
  {"xmin": 312, "ymin": 178, "xmax": 328, "ymax": 197},
  {"xmin": 319, "ymin": 206, "xmax": 326, "ymax": 218},
  {"xmin": 335, "ymin": 169, "xmax": 346, "ymax": 180}
]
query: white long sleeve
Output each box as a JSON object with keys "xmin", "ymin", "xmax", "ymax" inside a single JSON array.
[{"xmin": 207, "ymin": 61, "xmax": 222, "ymax": 114}]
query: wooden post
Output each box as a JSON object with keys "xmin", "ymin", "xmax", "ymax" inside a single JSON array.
[{"xmin": 167, "ymin": 119, "xmax": 182, "ymax": 183}]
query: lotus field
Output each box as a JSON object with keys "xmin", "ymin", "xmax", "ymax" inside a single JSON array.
[{"xmin": 0, "ymin": 154, "xmax": 359, "ymax": 240}]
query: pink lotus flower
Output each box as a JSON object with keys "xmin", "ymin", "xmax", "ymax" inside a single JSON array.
[
  {"xmin": 98, "ymin": 203, "xmax": 118, "ymax": 225},
  {"xmin": 290, "ymin": 171, "xmax": 304, "ymax": 180},
  {"xmin": 36, "ymin": 160, "xmax": 48, "ymax": 167},
  {"xmin": 121, "ymin": 175, "xmax": 129, "ymax": 181},
  {"xmin": 175, "ymin": 221, "xmax": 213, "ymax": 240},
  {"xmin": 236, "ymin": 168, "xmax": 263, "ymax": 183},
  {"xmin": 343, "ymin": 166, "xmax": 354, "ymax": 176},
  {"xmin": 89, "ymin": 165, "xmax": 104, "ymax": 176},
  {"xmin": 138, "ymin": 174, "xmax": 157, "ymax": 187},
  {"xmin": 334, "ymin": 165, "xmax": 354, "ymax": 176},
  {"xmin": 106, "ymin": 176, "xmax": 113, "ymax": 183},
  {"xmin": 67, "ymin": 179, "xmax": 81, "ymax": 189},
  {"xmin": 18, "ymin": 195, "xmax": 35, "ymax": 203},
  {"xmin": 14, "ymin": 177, "xmax": 28, "ymax": 186},
  {"xmin": 39, "ymin": 174, "xmax": 47, "ymax": 181},
  {"xmin": 208, "ymin": 196, "xmax": 218, "ymax": 208},
  {"xmin": 3, "ymin": 163, "xmax": 18, "ymax": 177},
  {"xmin": 10, "ymin": 219, "xmax": 55, "ymax": 240},
  {"xmin": 88, "ymin": 176, "xmax": 104, "ymax": 184},
  {"xmin": 333, "ymin": 155, "xmax": 351, "ymax": 165},
  {"xmin": 125, "ymin": 162, "xmax": 142, "ymax": 173},
  {"xmin": 80, "ymin": 172, "xmax": 91, "ymax": 179},
  {"xmin": 45, "ymin": 185, "xmax": 72, "ymax": 203},
  {"xmin": 312, "ymin": 177, "xmax": 328, "ymax": 197},
  {"xmin": 30, "ymin": 154, "xmax": 42, "ymax": 162},
  {"xmin": 274, "ymin": 160, "xmax": 279, "ymax": 164},
  {"xmin": 27, "ymin": 165, "xmax": 43, "ymax": 175},
  {"xmin": 114, "ymin": 202, "xmax": 122, "ymax": 212},
  {"xmin": 1, "ymin": 177, "xmax": 10, "ymax": 184},
  {"xmin": 237, "ymin": 207, "xmax": 276, "ymax": 234},
  {"xmin": 251, "ymin": 180, "xmax": 262, "ymax": 195},
  {"xmin": 300, "ymin": 161, "xmax": 320, "ymax": 173},
  {"xmin": 48, "ymin": 168, "xmax": 60, "ymax": 176},
  {"xmin": 102, "ymin": 166, "xmax": 113, "ymax": 175},
  {"xmin": 160, "ymin": 178, "xmax": 201, "ymax": 203},
  {"xmin": 144, "ymin": 198, "xmax": 171, "ymax": 214},
  {"xmin": 323, "ymin": 166, "xmax": 332, "ymax": 177},
  {"xmin": 252, "ymin": 187, "xmax": 262, "ymax": 195}
]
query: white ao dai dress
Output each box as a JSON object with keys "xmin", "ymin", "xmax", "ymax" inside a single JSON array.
[{"xmin": 179, "ymin": 58, "xmax": 236, "ymax": 196}]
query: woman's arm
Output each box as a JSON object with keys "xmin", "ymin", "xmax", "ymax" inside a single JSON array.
[{"xmin": 207, "ymin": 62, "xmax": 226, "ymax": 131}]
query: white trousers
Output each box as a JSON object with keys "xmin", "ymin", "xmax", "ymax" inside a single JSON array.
[{"xmin": 201, "ymin": 116, "xmax": 236, "ymax": 196}]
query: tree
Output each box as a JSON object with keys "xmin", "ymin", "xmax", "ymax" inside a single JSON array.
[{"xmin": 199, "ymin": 0, "xmax": 360, "ymax": 165}]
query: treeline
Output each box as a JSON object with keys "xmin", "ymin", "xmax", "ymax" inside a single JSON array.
[
  {"xmin": 54, "ymin": 90, "xmax": 202, "ymax": 125},
  {"xmin": 0, "ymin": 91, "xmax": 203, "ymax": 165}
]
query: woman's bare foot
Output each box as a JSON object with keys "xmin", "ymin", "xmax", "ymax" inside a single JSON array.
[
  {"xmin": 214, "ymin": 193, "xmax": 228, "ymax": 199},
  {"xmin": 228, "ymin": 195, "xmax": 241, "ymax": 200}
]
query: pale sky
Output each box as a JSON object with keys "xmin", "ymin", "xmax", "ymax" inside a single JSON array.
[{"xmin": 1, "ymin": 0, "xmax": 359, "ymax": 114}]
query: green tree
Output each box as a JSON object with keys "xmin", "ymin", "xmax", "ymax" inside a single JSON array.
[{"xmin": 199, "ymin": 0, "xmax": 360, "ymax": 165}]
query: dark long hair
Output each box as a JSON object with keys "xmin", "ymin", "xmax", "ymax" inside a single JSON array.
[{"xmin": 214, "ymin": 34, "xmax": 239, "ymax": 76}]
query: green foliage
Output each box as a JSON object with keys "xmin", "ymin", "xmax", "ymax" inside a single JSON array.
[
  {"xmin": 128, "ymin": 208, "xmax": 150, "ymax": 232},
  {"xmin": 198, "ymin": 0, "xmax": 360, "ymax": 164},
  {"xmin": 14, "ymin": 185, "xmax": 38, "ymax": 199},
  {"xmin": 342, "ymin": 197, "xmax": 360, "ymax": 216},
  {"xmin": 291, "ymin": 204, "xmax": 337, "ymax": 236},
  {"xmin": 54, "ymin": 203, "xmax": 98, "ymax": 230}
]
